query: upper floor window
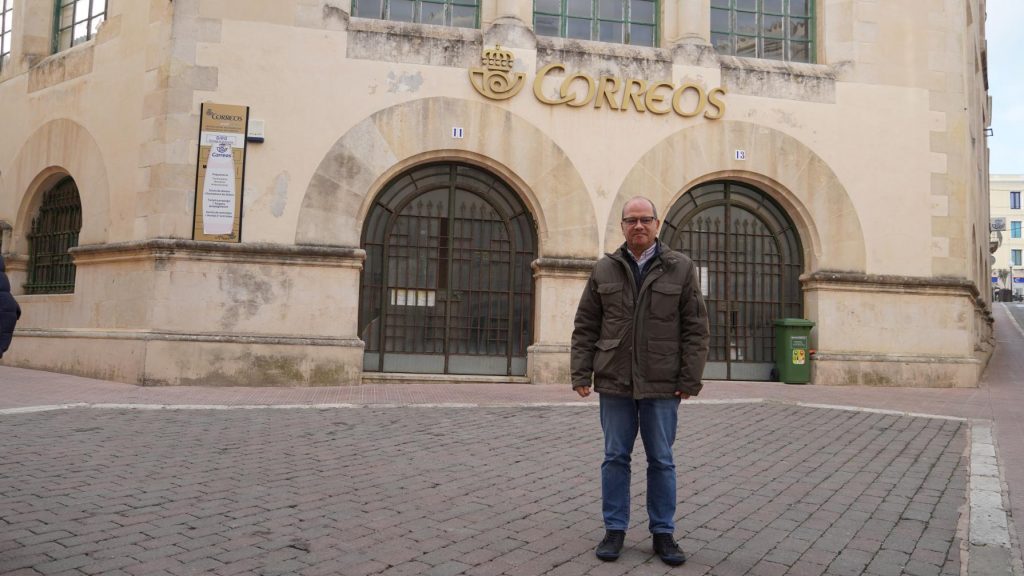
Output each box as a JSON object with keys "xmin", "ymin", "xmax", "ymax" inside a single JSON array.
[
  {"xmin": 26, "ymin": 176, "xmax": 82, "ymax": 294},
  {"xmin": 710, "ymin": 0, "xmax": 814, "ymax": 63},
  {"xmin": 1013, "ymin": 249, "xmax": 1022, "ymax": 267},
  {"xmin": 1013, "ymin": 191, "xmax": 1022, "ymax": 210},
  {"xmin": 1013, "ymin": 221, "xmax": 1022, "ymax": 239},
  {"xmin": 54, "ymin": 0, "xmax": 106, "ymax": 53},
  {"xmin": 352, "ymin": 0, "xmax": 479, "ymax": 28},
  {"xmin": 1, "ymin": 0, "xmax": 12, "ymax": 69},
  {"xmin": 534, "ymin": 0, "xmax": 658, "ymax": 47}
]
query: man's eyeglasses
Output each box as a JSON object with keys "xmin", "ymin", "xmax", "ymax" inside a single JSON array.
[{"xmin": 622, "ymin": 217, "xmax": 657, "ymax": 226}]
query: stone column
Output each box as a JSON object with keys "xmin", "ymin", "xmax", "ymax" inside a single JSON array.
[
  {"xmin": 484, "ymin": 0, "xmax": 536, "ymax": 50},
  {"xmin": 671, "ymin": 0, "xmax": 716, "ymax": 67},
  {"xmin": 676, "ymin": 0, "xmax": 710, "ymax": 44},
  {"xmin": 527, "ymin": 258, "xmax": 595, "ymax": 384}
]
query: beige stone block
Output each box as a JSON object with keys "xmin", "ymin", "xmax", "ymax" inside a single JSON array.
[
  {"xmin": 528, "ymin": 344, "xmax": 571, "ymax": 385},
  {"xmin": 813, "ymin": 356, "xmax": 979, "ymax": 387},
  {"xmin": 931, "ymin": 236, "xmax": 950, "ymax": 257},
  {"xmin": 2, "ymin": 335, "xmax": 146, "ymax": 384},
  {"xmin": 533, "ymin": 273, "xmax": 590, "ymax": 345},
  {"xmin": 63, "ymin": 46, "xmax": 95, "ymax": 80},
  {"xmin": 930, "ymin": 195, "xmax": 949, "ymax": 217},
  {"xmin": 143, "ymin": 339, "xmax": 364, "ymax": 386}
]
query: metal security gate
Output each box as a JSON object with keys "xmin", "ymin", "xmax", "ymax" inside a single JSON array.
[
  {"xmin": 359, "ymin": 163, "xmax": 536, "ymax": 376},
  {"xmin": 26, "ymin": 177, "xmax": 82, "ymax": 294},
  {"xmin": 661, "ymin": 182, "xmax": 803, "ymax": 381}
]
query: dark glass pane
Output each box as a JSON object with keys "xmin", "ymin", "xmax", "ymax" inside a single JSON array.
[
  {"xmin": 566, "ymin": 16, "xmax": 591, "ymax": 39},
  {"xmin": 790, "ymin": 0, "xmax": 809, "ymax": 16},
  {"xmin": 736, "ymin": 11, "xmax": 756, "ymax": 35},
  {"xmin": 710, "ymin": 7, "xmax": 731, "ymax": 32},
  {"xmin": 535, "ymin": 13, "xmax": 561, "ymax": 36},
  {"xmin": 388, "ymin": 0, "xmax": 415, "ymax": 21},
  {"xmin": 599, "ymin": 20, "xmax": 623, "ymax": 42},
  {"xmin": 630, "ymin": 0, "xmax": 654, "ymax": 23},
  {"xmin": 599, "ymin": 0, "xmax": 622, "ymax": 20},
  {"xmin": 566, "ymin": 0, "xmax": 591, "ymax": 17},
  {"xmin": 535, "ymin": 0, "xmax": 560, "ymax": 14},
  {"xmin": 353, "ymin": 0, "xmax": 384, "ymax": 18},
  {"xmin": 711, "ymin": 0, "xmax": 730, "ymax": 7},
  {"xmin": 763, "ymin": 0, "xmax": 782, "ymax": 13},
  {"xmin": 630, "ymin": 23, "xmax": 655, "ymax": 46},
  {"xmin": 421, "ymin": 1, "xmax": 445, "ymax": 25},
  {"xmin": 790, "ymin": 16, "xmax": 808, "ymax": 40},
  {"xmin": 788, "ymin": 40, "xmax": 810, "ymax": 62},
  {"xmin": 452, "ymin": 4, "xmax": 477, "ymax": 27},
  {"xmin": 762, "ymin": 14, "xmax": 783, "ymax": 37},
  {"xmin": 736, "ymin": 0, "xmax": 756, "ymax": 11},
  {"xmin": 736, "ymin": 35, "xmax": 756, "ymax": 57},
  {"xmin": 710, "ymin": 32, "xmax": 733, "ymax": 55},
  {"xmin": 764, "ymin": 37, "xmax": 783, "ymax": 59}
]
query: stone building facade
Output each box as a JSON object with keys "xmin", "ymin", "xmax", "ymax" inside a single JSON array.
[
  {"xmin": 0, "ymin": 0, "xmax": 993, "ymax": 386},
  {"xmin": 991, "ymin": 175, "xmax": 1024, "ymax": 299}
]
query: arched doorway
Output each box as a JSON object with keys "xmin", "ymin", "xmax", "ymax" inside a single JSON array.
[
  {"xmin": 359, "ymin": 163, "xmax": 537, "ymax": 376},
  {"xmin": 661, "ymin": 181, "xmax": 804, "ymax": 381},
  {"xmin": 26, "ymin": 176, "xmax": 82, "ymax": 294}
]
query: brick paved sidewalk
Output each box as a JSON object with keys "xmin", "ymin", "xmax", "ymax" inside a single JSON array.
[{"xmin": 1, "ymin": 402, "xmax": 967, "ymax": 576}]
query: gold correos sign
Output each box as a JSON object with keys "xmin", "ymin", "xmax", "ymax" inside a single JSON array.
[{"xmin": 468, "ymin": 46, "xmax": 726, "ymax": 120}]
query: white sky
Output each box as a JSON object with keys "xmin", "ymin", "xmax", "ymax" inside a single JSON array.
[{"xmin": 987, "ymin": 0, "xmax": 1024, "ymax": 175}]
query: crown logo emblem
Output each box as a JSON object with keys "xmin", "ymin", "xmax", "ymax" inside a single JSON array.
[
  {"xmin": 468, "ymin": 45, "xmax": 526, "ymax": 101},
  {"xmin": 482, "ymin": 45, "xmax": 514, "ymax": 72}
]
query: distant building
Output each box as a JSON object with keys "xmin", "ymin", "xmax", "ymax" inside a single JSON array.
[
  {"xmin": 991, "ymin": 176, "xmax": 1024, "ymax": 299},
  {"xmin": 0, "ymin": 0, "xmax": 994, "ymax": 387}
]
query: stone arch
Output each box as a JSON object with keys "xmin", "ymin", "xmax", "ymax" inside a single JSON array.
[
  {"xmin": 8, "ymin": 119, "xmax": 110, "ymax": 253},
  {"xmin": 606, "ymin": 120, "xmax": 866, "ymax": 273},
  {"xmin": 296, "ymin": 97, "xmax": 597, "ymax": 259}
]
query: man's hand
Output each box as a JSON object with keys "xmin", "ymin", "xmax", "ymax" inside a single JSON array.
[
  {"xmin": 674, "ymin": 391, "xmax": 691, "ymax": 399},
  {"xmin": 574, "ymin": 385, "xmax": 592, "ymax": 398}
]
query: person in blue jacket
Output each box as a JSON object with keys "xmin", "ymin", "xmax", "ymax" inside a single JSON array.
[{"xmin": 0, "ymin": 255, "xmax": 21, "ymax": 359}]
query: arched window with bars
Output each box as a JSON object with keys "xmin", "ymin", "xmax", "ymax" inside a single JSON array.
[{"xmin": 26, "ymin": 176, "xmax": 82, "ymax": 294}]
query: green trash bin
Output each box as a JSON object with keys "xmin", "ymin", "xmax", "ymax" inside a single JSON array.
[{"xmin": 774, "ymin": 318, "xmax": 815, "ymax": 384}]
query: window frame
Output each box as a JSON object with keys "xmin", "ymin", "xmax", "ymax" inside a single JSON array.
[
  {"xmin": 533, "ymin": 0, "xmax": 660, "ymax": 47},
  {"xmin": 1013, "ymin": 249, "xmax": 1022, "ymax": 268},
  {"xmin": 52, "ymin": 0, "xmax": 107, "ymax": 53},
  {"xmin": 1012, "ymin": 221, "xmax": 1022, "ymax": 240},
  {"xmin": 709, "ymin": 0, "xmax": 815, "ymax": 63},
  {"xmin": 1012, "ymin": 191, "xmax": 1022, "ymax": 210},
  {"xmin": 1, "ymin": 0, "xmax": 12, "ymax": 70},
  {"xmin": 350, "ymin": 0, "xmax": 480, "ymax": 29}
]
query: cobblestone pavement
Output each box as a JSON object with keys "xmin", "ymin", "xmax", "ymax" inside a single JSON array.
[{"xmin": 0, "ymin": 402, "xmax": 967, "ymax": 576}]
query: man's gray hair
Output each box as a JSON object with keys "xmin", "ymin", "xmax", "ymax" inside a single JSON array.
[{"xmin": 621, "ymin": 196, "xmax": 659, "ymax": 220}]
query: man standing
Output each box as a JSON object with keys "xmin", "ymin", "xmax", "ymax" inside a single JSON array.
[{"xmin": 571, "ymin": 196, "xmax": 709, "ymax": 565}]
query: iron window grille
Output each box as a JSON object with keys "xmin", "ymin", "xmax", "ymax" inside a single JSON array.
[
  {"xmin": 534, "ymin": 0, "xmax": 658, "ymax": 47},
  {"xmin": 1, "ymin": 0, "xmax": 12, "ymax": 70},
  {"xmin": 53, "ymin": 0, "xmax": 106, "ymax": 53},
  {"xmin": 710, "ymin": 0, "xmax": 814, "ymax": 63},
  {"xmin": 26, "ymin": 177, "xmax": 81, "ymax": 295},
  {"xmin": 351, "ymin": 0, "xmax": 480, "ymax": 28}
]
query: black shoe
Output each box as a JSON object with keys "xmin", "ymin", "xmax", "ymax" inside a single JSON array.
[
  {"xmin": 652, "ymin": 533, "xmax": 686, "ymax": 566},
  {"xmin": 595, "ymin": 530, "xmax": 625, "ymax": 561}
]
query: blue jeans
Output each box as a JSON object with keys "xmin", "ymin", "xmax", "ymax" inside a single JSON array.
[{"xmin": 599, "ymin": 394, "xmax": 680, "ymax": 534}]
